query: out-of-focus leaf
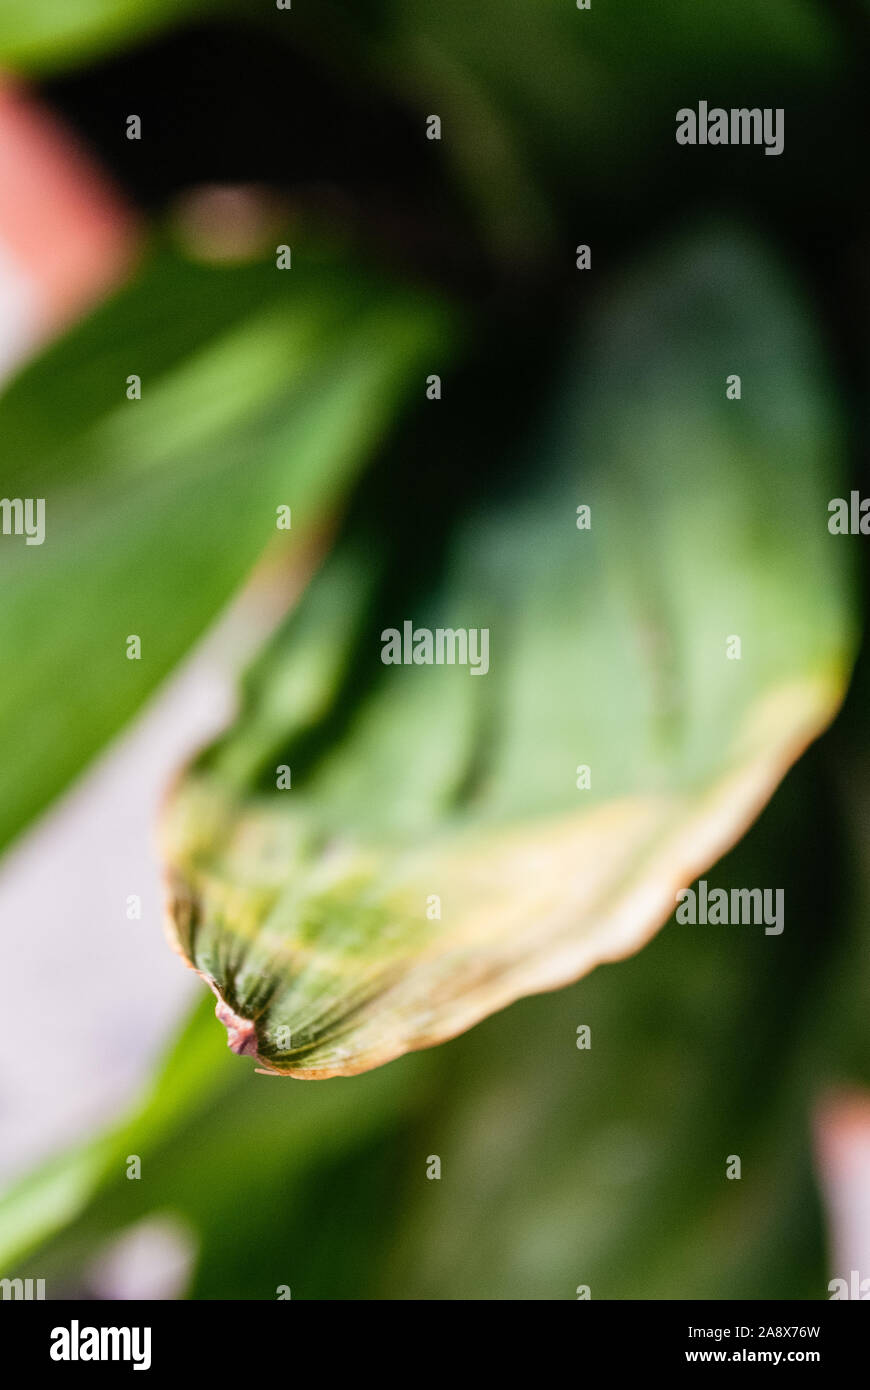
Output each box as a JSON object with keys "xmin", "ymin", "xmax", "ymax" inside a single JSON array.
[
  {"xmin": 0, "ymin": 0, "xmax": 227, "ymax": 73},
  {"xmin": 280, "ymin": 0, "xmax": 844, "ymax": 256},
  {"xmin": 0, "ymin": 995, "xmax": 236, "ymax": 1269},
  {"xmin": 162, "ymin": 224, "xmax": 856, "ymax": 1079},
  {"xmin": 0, "ymin": 989, "xmax": 436, "ymax": 1281},
  {"xmin": 248, "ymin": 770, "xmax": 837, "ymax": 1300},
  {"xmin": 1, "ymin": 755, "xmax": 842, "ymax": 1298},
  {"xmin": 0, "ymin": 242, "xmax": 459, "ymax": 852},
  {"xmin": 380, "ymin": 764, "xmax": 841, "ymax": 1300}
]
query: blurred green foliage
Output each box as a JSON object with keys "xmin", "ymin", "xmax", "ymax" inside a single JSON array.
[
  {"xmin": 0, "ymin": 0, "xmax": 867, "ymax": 1301},
  {"xmin": 0, "ymin": 244, "xmax": 457, "ymax": 853},
  {"xmin": 0, "ymin": 755, "xmax": 850, "ymax": 1297},
  {"xmin": 163, "ymin": 225, "xmax": 854, "ymax": 1080},
  {"xmin": 0, "ymin": 0, "xmax": 224, "ymax": 71}
]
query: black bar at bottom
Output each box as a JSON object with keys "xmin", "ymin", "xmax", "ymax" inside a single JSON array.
[{"xmin": 0, "ymin": 1298, "xmax": 867, "ymax": 1374}]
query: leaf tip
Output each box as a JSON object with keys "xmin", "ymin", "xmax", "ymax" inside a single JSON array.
[{"xmin": 211, "ymin": 990, "xmax": 259, "ymax": 1060}]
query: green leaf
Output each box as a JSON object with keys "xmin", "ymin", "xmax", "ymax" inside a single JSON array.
[
  {"xmin": 0, "ymin": 0, "xmax": 228, "ymax": 73},
  {"xmin": 281, "ymin": 0, "xmax": 843, "ymax": 257},
  {"xmin": 0, "ymin": 995, "xmax": 237, "ymax": 1270},
  {"xmin": 0, "ymin": 764, "xmax": 840, "ymax": 1297},
  {"xmin": 162, "ymin": 223, "xmax": 856, "ymax": 1079},
  {"xmin": 0, "ymin": 241, "xmax": 459, "ymax": 853},
  {"xmin": 0, "ymin": 990, "xmax": 434, "ymax": 1278}
]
